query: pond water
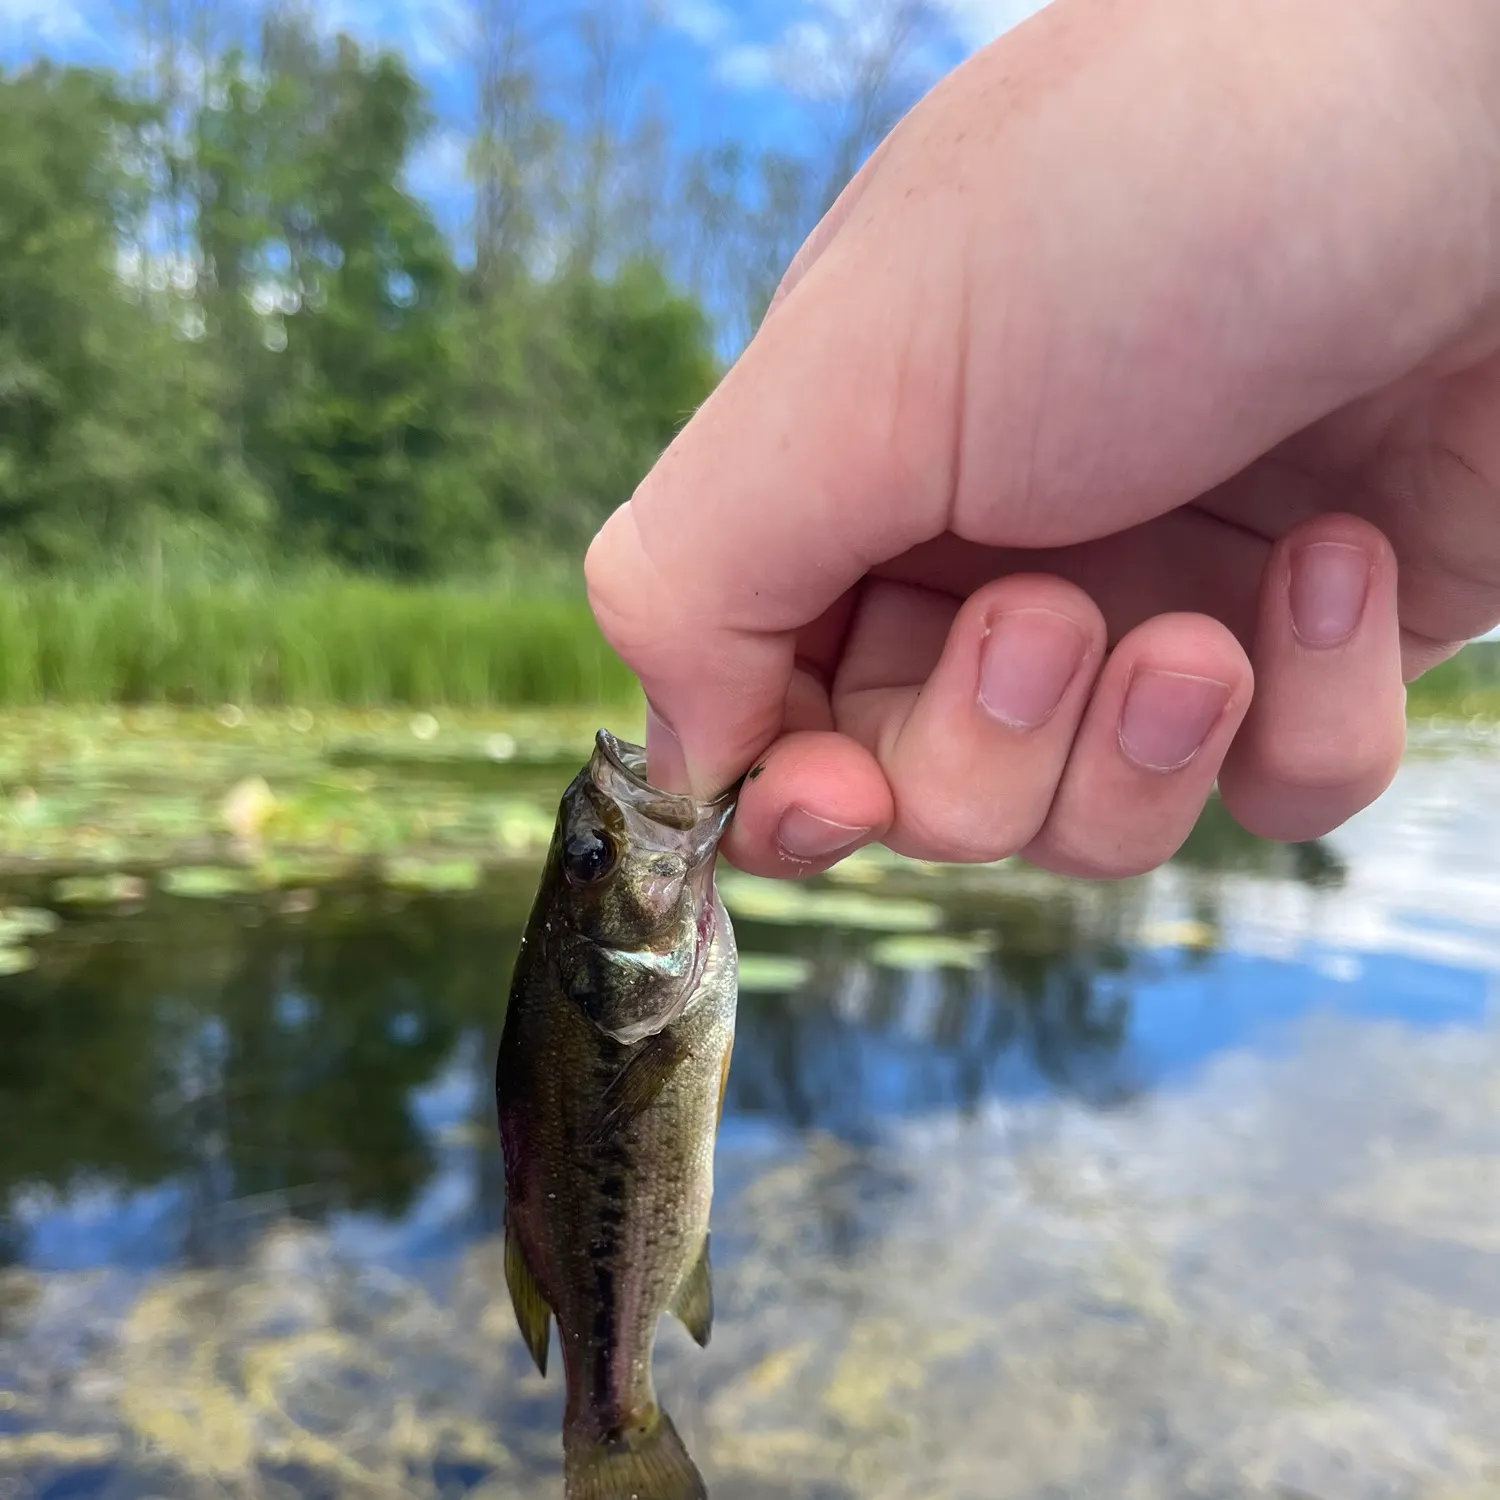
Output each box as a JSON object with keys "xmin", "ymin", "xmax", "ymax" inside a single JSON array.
[{"xmin": 3, "ymin": 738, "xmax": 1500, "ymax": 1499}]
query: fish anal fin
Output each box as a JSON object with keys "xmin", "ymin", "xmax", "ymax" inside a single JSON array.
[
  {"xmin": 565, "ymin": 1405, "xmax": 706, "ymax": 1500},
  {"xmin": 586, "ymin": 1029, "xmax": 687, "ymax": 1147},
  {"xmin": 669, "ymin": 1233, "xmax": 713, "ymax": 1348},
  {"xmin": 504, "ymin": 1213, "xmax": 552, "ymax": 1377}
]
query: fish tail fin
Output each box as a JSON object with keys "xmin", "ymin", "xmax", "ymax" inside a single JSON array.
[{"xmin": 564, "ymin": 1405, "xmax": 706, "ymax": 1500}]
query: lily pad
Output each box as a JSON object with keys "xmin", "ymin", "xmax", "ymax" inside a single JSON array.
[
  {"xmin": 493, "ymin": 800, "xmax": 556, "ymax": 855},
  {"xmin": 870, "ymin": 933, "xmax": 993, "ymax": 972},
  {"xmin": 220, "ymin": 776, "xmax": 278, "ymax": 840},
  {"xmin": 820, "ymin": 845, "xmax": 906, "ymax": 886},
  {"xmin": 719, "ymin": 873, "xmax": 942, "ymax": 933},
  {"xmin": 259, "ymin": 854, "xmax": 356, "ymax": 888},
  {"xmin": 0, "ymin": 907, "xmax": 61, "ymax": 944},
  {"xmin": 160, "ymin": 866, "xmax": 267, "ymax": 900},
  {"xmin": 382, "ymin": 857, "xmax": 482, "ymax": 894},
  {"xmin": 52, "ymin": 874, "xmax": 149, "ymax": 908},
  {"xmin": 1138, "ymin": 919, "xmax": 1218, "ymax": 951},
  {"xmin": 0, "ymin": 944, "xmax": 37, "ymax": 975},
  {"xmin": 737, "ymin": 953, "xmax": 812, "ymax": 992}
]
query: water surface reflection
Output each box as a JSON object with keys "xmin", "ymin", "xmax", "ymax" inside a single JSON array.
[{"xmin": 2, "ymin": 750, "xmax": 1499, "ymax": 1497}]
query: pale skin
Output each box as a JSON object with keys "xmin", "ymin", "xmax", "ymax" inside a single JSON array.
[{"xmin": 585, "ymin": 0, "xmax": 1500, "ymax": 881}]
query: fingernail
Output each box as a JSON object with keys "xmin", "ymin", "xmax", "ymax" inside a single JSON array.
[
  {"xmin": 978, "ymin": 609, "xmax": 1088, "ymax": 729},
  {"xmin": 776, "ymin": 808, "xmax": 871, "ymax": 864},
  {"xmin": 645, "ymin": 703, "xmax": 688, "ymax": 792},
  {"xmin": 1118, "ymin": 670, "xmax": 1231, "ymax": 772},
  {"xmin": 1289, "ymin": 541, "xmax": 1370, "ymax": 648}
]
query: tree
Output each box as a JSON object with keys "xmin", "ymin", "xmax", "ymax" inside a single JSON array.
[
  {"xmin": 194, "ymin": 21, "xmax": 482, "ymax": 574},
  {"xmin": 786, "ymin": 0, "xmax": 940, "ymax": 217},
  {"xmin": 463, "ymin": 0, "xmax": 561, "ymax": 293},
  {"xmin": 0, "ymin": 63, "xmax": 264, "ymax": 566},
  {"xmin": 674, "ymin": 0, "xmax": 942, "ymax": 351},
  {"xmin": 456, "ymin": 257, "xmax": 717, "ymax": 553}
]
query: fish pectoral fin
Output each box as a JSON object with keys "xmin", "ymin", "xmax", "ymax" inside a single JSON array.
[
  {"xmin": 715, "ymin": 1041, "xmax": 733, "ymax": 1126},
  {"xmin": 564, "ymin": 1405, "xmax": 706, "ymax": 1500},
  {"xmin": 669, "ymin": 1233, "xmax": 713, "ymax": 1348},
  {"xmin": 585, "ymin": 1030, "xmax": 688, "ymax": 1146},
  {"xmin": 504, "ymin": 1213, "xmax": 553, "ymax": 1377}
]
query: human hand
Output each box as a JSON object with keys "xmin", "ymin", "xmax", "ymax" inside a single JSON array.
[{"xmin": 585, "ymin": 0, "xmax": 1500, "ymax": 879}]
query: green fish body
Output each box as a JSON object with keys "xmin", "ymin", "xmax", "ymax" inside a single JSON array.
[{"xmin": 496, "ymin": 731, "xmax": 738, "ymax": 1500}]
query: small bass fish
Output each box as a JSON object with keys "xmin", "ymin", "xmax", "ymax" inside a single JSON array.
[{"xmin": 496, "ymin": 730, "xmax": 739, "ymax": 1500}]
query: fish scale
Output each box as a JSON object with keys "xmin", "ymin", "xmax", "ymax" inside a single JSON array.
[{"xmin": 495, "ymin": 731, "xmax": 739, "ymax": 1500}]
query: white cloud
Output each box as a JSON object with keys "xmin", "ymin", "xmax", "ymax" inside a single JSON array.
[
  {"xmin": 0, "ymin": 0, "xmax": 90, "ymax": 45},
  {"xmin": 935, "ymin": 0, "xmax": 1053, "ymax": 49},
  {"xmin": 713, "ymin": 40, "xmax": 778, "ymax": 92},
  {"xmin": 404, "ymin": 125, "xmax": 469, "ymax": 199},
  {"xmin": 701, "ymin": 0, "xmax": 1057, "ymax": 101},
  {"xmin": 664, "ymin": 0, "xmax": 735, "ymax": 49},
  {"xmin": 404, "ymin": 0, "xmax": 467, "ymax": 70},
  {"xmin": 310, "ymin": 0, "xmax": 466, "ymax": 72}
]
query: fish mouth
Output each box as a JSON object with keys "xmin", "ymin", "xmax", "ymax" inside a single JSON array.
[{"xmin": 592, "ymin": 731, "xmax": 739, "ymax": 849}]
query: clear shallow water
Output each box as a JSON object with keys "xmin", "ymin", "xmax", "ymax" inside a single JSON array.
[{"xmin": 2, "ymin": 745, "xmax": 1500, "ymax": 1498}]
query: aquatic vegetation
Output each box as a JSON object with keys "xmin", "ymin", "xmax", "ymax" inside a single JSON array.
[
  {"xmin": 159, "ymin": 866, "xmax": 270, "ymax": 899},
  {"xmin": 1404, "ymin": 638, "xmax": 1500, "ymax": 719},
  {"xmin": 50, "ymin": 873, "xmax": 149, "ymax": 907},
  {"xmin": 869, "ymin": 933, "xmax": 994, "ymax": 972},
  {"xmin": 0, "ymin": 907, "xmax": 59, "ymax": 943},
  {"xmin": 0, "ymin": 576, "xmax": 643, "ymax": 709},
  {"xmin": 736, "ymin": 954, "xmax": 814, "ymax": 992},
  {"xmin": 382, "ymin": 857, "xmax": 483, "ymax": 894},
  {"xmin": 0, "ymin": 708, "xmax": 614, "ymax": 879},
  {"xmin": 0, "ymin": 945, "xmax": 37, "ymax": 974},
  {"xmin": 719, "ymin": 871, "xmax": 944, "ymax": 932}
]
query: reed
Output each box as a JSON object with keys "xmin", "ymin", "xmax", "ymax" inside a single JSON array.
[{"xmin": 0, "ymin": 573, "xmax": 640, "ymax": 708}]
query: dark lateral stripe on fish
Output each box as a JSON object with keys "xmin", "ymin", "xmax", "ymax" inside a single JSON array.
[{"xmin": 591, "ymin": 1263, "xmax": 617, "ymax": 1401}]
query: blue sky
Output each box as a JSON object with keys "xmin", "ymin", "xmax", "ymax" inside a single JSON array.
[{"xmin": 0, "ymin": 1, "xmax": 1052, "ymax": 216}]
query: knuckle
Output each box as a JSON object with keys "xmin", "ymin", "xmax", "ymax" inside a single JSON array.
[
  {"xmin": 889, "ymin": 792, "xmax": 1042, "ymax": 865},
  {"xmin": 1250, "ymin": 722, "xmax": 1401, "ymax": 794},
  {"xmin": 1029, "ymin": 821, "xmax": 1186, "ymax": 881}
]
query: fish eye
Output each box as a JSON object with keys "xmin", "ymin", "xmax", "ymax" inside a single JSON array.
[{"xmin": 563, "ymin": 826, "xmax": 618, "ymax": 885}]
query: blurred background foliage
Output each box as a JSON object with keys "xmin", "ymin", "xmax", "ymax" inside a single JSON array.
[
  {"xmin": 0, "ymin": 0, "xmax": 1494, "ymax": 708},
  {"xmin": 0, "ymin": 0, "xmax": 954, "ymax": 701},
  {"xmin": 0, "ymin": 0, "xmax": 936, "ymax": 580}
]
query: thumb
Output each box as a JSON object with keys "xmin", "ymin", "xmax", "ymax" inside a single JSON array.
[
  {"xmin": 585, "ymin": 0, "xmax": 1494, "ymax": 800},
  {"xmin": 584, "ymin": 225, "xmax": 958, "ymax": 798}
]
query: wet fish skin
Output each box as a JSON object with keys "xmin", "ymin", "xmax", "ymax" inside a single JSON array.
[{"xmin": 496, "ymin": 731, "xmax": 739, "ymax": 1500}]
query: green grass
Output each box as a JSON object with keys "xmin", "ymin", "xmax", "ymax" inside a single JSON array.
[
  {"xmin": 0, "ymin": 574, "xmax": 641, "ymax": 708},
  {"xmin": 2, "ymin": 570, "xmax": 1497, "ymax": 719}
]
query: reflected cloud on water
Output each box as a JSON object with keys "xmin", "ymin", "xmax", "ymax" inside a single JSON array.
[{"xmin": 1, "ymin": 752, "xmax": 1500, "ymax": 1495}]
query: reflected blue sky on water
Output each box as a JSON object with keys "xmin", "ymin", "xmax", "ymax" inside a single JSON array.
[{"xmin": 7, "ymin": 746, "xmax": 1500, "ymax": 1282}]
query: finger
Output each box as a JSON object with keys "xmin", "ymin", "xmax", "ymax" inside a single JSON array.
[
  {"xmin": 1218, "ymin": 514, "xmax": 1405, "ymax": 842},
  {"xmin": 723, "ymin": 730, "xmax": 893, "ymax": 878},
  {"xmin": 869, "ymin": 508, "xmax": 1268, "ymax": 654},
  {"xmin": 1023, "ymin": 613, "xmax": 1253, "ymax": 879},
  {"xmin": 830, "ymin": 575, "xmax": 1106, "ymax": 862},
  {"xmin": 585, "ymin": 0, "xmax": 1495, "ymax": 799}
]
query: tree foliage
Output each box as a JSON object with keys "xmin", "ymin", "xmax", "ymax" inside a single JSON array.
[
  {"xmin": 0, "ymin": 26, "xmax": 719, "ymax": 576},
  {"xmin": 0, "ymin": 0, "xmax": 934, "ymax": 576}
]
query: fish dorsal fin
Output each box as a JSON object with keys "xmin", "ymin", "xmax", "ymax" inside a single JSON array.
[
  {"xmin": 504, "ymin": 1213, "xmax": 553, "ymax": 1377},
  {"xmin": 669, "ymin": 1233, "xmax": 713, "ymax": 1348},
  {"xmin": 585, "ymin": 1029, "xmax": 687, "ymax": 1147}
]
